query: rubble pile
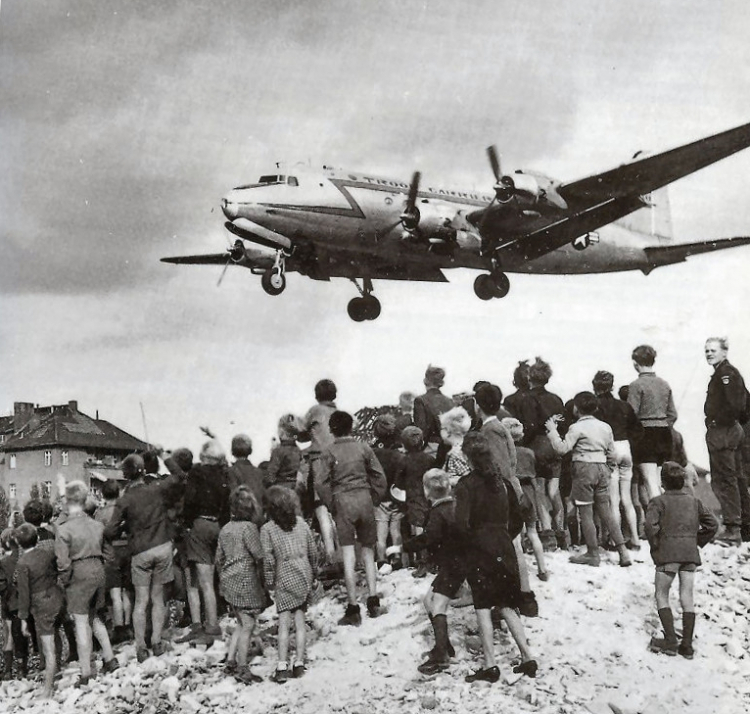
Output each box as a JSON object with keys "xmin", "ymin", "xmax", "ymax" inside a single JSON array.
[{"xmin": 0, "ymin": 543, "xmax": 747, "ymax": 714}]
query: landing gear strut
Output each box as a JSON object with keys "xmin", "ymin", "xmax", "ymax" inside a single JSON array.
[
  {"xmin": 473, "ymin": 270, "xmax": 510, "ymax": 301},
  {"xmin": 347, "ymin": 277, "xmax": 381, "ymax": 322},
  {"xmin": 261, "ymin": 251, "xmax": 287, "ymax": 296}
]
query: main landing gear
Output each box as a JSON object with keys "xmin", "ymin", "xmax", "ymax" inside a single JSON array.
[
  {"xmin": 473, "ymin": 270, "xmax": 510, "ymax": 301},
  {"xmin": 261, "ymin": 251, "xmax": 287, "ymax": 296},
  {"xmin": 347, "ymin": 277, "xmax": 381, "ymax": 322}
]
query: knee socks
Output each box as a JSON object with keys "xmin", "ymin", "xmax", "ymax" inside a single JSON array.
[{"xmin": 657, "ymin": 607, "xmax": 677, "ymax": 643}]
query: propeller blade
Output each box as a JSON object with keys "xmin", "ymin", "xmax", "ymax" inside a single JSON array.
[
  {"xmin": 478, "ymin": 196, "xmax": 497, "ymax": 237},
  {"xmin": 487, "ymin": 145, "xmax": 501, "ymax": 182},
  {"xmin": 216, "ymin": 258, "xmax": 230, "ymax": 287},
  {"xmin": 405, "ymin": 171, "xmax": 421, "ymax": 213}
]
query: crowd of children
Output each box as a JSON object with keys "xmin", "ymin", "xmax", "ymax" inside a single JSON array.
[{"xmin": 0, "ymin": 349, "xmax": 732, "ymax": 697}]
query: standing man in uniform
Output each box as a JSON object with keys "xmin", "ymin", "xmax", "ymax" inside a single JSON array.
[{"xmin": 704, "ymin": 337, "xmax": 750, "ymax": 545}]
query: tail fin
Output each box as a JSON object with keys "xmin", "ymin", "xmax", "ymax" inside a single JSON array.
[{"xmin": 616, "ymin": 187, "xmax": 673, "ymax": 244}]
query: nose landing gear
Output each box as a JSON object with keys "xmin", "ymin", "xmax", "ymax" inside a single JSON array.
[
  {"xmin": 347, "ymin": 277, "xmax": 382, "ymax": 322},
  {"xmin": 261, "ymin": 250, "xmax": 287, "ymax": 296}
]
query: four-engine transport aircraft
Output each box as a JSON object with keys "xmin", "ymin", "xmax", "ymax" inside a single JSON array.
[{"xmin": 162, "ymin": 121, "xmax": 750, "ymax": 321}]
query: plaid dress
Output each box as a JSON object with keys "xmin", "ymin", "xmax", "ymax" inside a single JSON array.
[
  {"xmin": 261, "ymin": 517, "xmax": 317, "ymax": 613},
  {"xmin": 215, "ymin": 520, "xmax": 266, "ymax": 611}
]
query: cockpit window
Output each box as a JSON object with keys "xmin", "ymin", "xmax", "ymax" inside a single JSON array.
[
  {"xmin": 287, "ymin": 176, "xmax": 298, "ymax": 186},
  {"xmin": 259, "ymin": 175, "xmax": 280, "ymax": 184}
]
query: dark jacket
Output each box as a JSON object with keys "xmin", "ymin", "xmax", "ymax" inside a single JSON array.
[
  {"xmin": 264, "ymin": 440, "xmax": 301, "ymax": 489},
  {"xmin": 372, "ymin": 444, "xmax": 406, "ymax": 507},
  {"xmin": 105, "ymin": 471, "xmax": 185, "ymax": 556},
  {"xmin": 318, "ymin": 437, "xmax": 387, "ymax": 507},
  {"xmin": 645, "ymin": 490, "xmax": 718, "ymax": 565},
  {"xmin": 454, "ymin": 471, "xmax": 520, "ymax": 575},
  {"xmin": 403, "ymin": 498, "xmax": 464, "ymax": 570},
  {"xmin": 183, "ymin": 463, "xmax": 231, "ymax": 527},
  {"xmin": 0, "ymin": 551, "xmax": 19, "ymax": 612},
  {"xmin": 396, "ymin": 450, "xmax": 436, "ymax": 525},
  {"xmin": 15, "ymin": 548, "xmax": 62, "ymax": 620},
  {"xmin": 414, "ymin": 388, "xmax": 454, "ymax": 445},
  {"xmin": 705, "ymin": 359, "xmax": 748, "ymax": 427},
  {"xmin": 229, "ymin": 459, "xmax": 265, "ymax": 515},
  {"xmin": 518, "ymin": 387, "xmax": 566, "ymax": 446},
  {"xmin": 595, "ymin": 392, "xmax": 644, "ymax": 443}
]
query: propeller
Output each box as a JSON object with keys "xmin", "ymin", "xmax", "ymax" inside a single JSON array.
[
  {"xmin": 400, "ymin": 171, "xmax": 421, "ymax": 232},
  {"xmin": 479, "ymin": 146, "xmax": 517, "ymax": 240},
  {"xmin": 217, "ymin": 239, "xmax": 246, "ymax": 287}
]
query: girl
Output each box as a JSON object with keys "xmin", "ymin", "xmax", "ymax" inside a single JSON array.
[
  {"xmin": 457, "ymin": 433, "xmax": 536, "ymax": 683},
  {"xmin": 439, "ymin": 407, "xmax": 472, "ymax": 487},
  {"xmin": 261, "ymin": 487, "xmax": 317, "ymax": 683},
  {"xmin": 216, "ymin": 486, "xmax": 266, "ymax": 684}
]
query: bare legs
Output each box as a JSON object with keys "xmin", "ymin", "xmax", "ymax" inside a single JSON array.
[
  {"xmin": 110, "ymin": 587, "xmax": 132, "ymax": 630},
  {"xmin": 637, "ymin": 462, "xmax": 661, "ymax": 501},
  {"xmin": 39, "ymin": 634, "xmax": 56, "ymax": 698},
  {"xmin": 341, "ymin": 545, "xmax": 378, "ymax": 605},
  {"xmin": 276, "ymin": 609, "xmax": 307, "ymax": 669},
  {"xmin": 195, "ymin": 563, "xmax": 218, "ymax": 629}
]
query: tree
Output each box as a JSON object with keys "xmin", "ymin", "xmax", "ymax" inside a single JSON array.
[
  {"xmin": 0, "ymin": 487, "xmax": 9, "ymax": 532},
  {"xmin": 353, "ymin": 405, "xmax": 399, "ymax": 442}
]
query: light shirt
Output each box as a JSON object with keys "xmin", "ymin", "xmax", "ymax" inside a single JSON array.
[{"xmin": 547, "ymin": 415, "xmax": 616, "ymax": 465}]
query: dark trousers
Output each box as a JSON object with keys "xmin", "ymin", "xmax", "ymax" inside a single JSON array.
[{"xmin": 707, "ymin": 423, "xmax": 747, "ymax": 527}]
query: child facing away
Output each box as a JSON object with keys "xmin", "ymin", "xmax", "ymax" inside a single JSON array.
[
  {"xmin": 0, "ymin": 528, "xmax": 28, "ymax": 681},
  {"xmin": 397, "ymin": 426, "xmax": 436, "ymax": 577},
  {"xmin": 439, "ymin": 407, "xmax": 472, "ymax": 487},
  {"xmin": 261, "ymin": 486, "xmax": 318, "ymax": 684},
  {"xmin": 94, "ymin": 479, "xmax": 132, "ymax": 645},
  {"xmin": 403, "ymin": 469, "xmax": 466, "ymax": 675},
  {"xmin": 645, "ymin": 462, "xmax": 718, "ymax": 658},
  {"xmin": 318, "ymin": 410, "xmax": 387, "ymax": 626},
  {"xmin": 371, "ymin": 414, "xmax": 407, "ymax": 573},
  {"xmin": 502, "ymin": 418, "xmax": 548, "ymax": 581},
  {"xmin": 56, "ymin": 480, "xmax": 118, "ymax": 685},
  {"xmin": 216, "ymin": 485, "xmax": 266, "ymax": 684},
  {"xmin": 228, "ymin": 434, "xmax": 265, "ymax": 520},
  {"xmin": 266, "ymin": 415, "xmax": 304, "ymax": 491},
  {"xmin": 546, "ymin": 392, "xmax": 632, "ymax": 568},
  {"xmin": 14, "ymin": 523, "xmax": 64, "ymax": 698}
]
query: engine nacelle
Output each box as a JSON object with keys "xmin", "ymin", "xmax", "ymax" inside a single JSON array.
[
  {"xmin": 510, "ymin": 172, "xmax": 542, "ymax": 204},
  {"xmin": 405, "ymin": 202, "xmax": 457, "ymax": 239}
]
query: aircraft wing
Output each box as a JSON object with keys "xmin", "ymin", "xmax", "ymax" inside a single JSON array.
[
  {"xmin": 486, "ymin": 120, "xmax": 750, "ymax": 262},
  {"xmin": 161, "ymin": 253, "xmax": 229, "ymax": 265},
  {"xmin": 643, "ymin": 235, "xmax": 750, "ymax": 268}
]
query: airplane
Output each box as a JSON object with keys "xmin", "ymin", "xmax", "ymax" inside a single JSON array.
[{"xmin": 162, "ymin": 121, "xmax": 750, "ymax": 321}]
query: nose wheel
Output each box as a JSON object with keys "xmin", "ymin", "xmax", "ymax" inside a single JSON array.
[
  {"xmin": 474, "ymin": 271, "xmax": 510, "ymax": 300},
  {"xmin": 348, "ymin": 277, "xmax": 381, "ymax": 321},
  {"xmin": 261, "ymin": 251, "xmax": 287, "ymax": 296}
]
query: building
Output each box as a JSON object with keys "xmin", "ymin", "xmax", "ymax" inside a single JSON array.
[{"xmin": 0, "ymin": 400, "xmax": 149, "ymax": 509}]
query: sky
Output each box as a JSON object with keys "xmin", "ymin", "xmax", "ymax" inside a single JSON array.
[{"xmin": 2, "ymin": 0, "xmax": 750, "ymax": 464}]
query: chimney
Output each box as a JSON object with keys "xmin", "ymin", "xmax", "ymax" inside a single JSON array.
[
  {"xmin": 13, "ymin": 402, "xmax": 35, "ymax": 434},
  {"xmin": 68, "ymin": 400, "xmax": 78, "ymax": 413}
]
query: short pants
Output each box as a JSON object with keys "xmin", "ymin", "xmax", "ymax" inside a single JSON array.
[
  {"xmin": 131, "ymin": 541, "xmax": 174, "ymax": 587},
  {"xmin": 529, "ymin": 435, "xmax": 562, "ymax": 480},
  {"xmin": 632, "ymin": 427, "xmax": 673, "ymax": 466},
  {"xmin": 519, "ymin": 479, "xmax": 538, "ymax": 527},
  {"xmin": 466, "ymin": 554, "xmax": 522, "ymax": 610},
  {"xmin": 570, "ymin": 462, "xmax": 610, "ymax": 506},
  {"xmin": 374, "ymin": 502, "xmax": 404, "ymax": 525},
  {"xmin": 30, "ymin": 586, "xmax": 64, "ymax": 636},
  {"xmin": 186, "ymin": 517, "xmax": 220, "ymax": 565},
  {"xmin": 611, "ymin": 440, "xmax": 634, "ymax": 482},
  {"xmin": 431, "ymin": 563, "xmax": 468, "ymax": 600},
  {"xmin": 332, "ymin": 489, "xmax": 377, "ymax": 547},
  {"xmin": 66, "ymin": 558, "xmax": 106, "ymax": 616},
  {"xmin": 105, "ymin": 543, "xmax": 132, "ymax": 590},
  {"xmin": 656, "ymin": 562, "xmax": 697, "ymax": 574}
]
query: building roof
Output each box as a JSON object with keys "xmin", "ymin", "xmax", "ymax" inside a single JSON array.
[
  {"xmin": 3, "ymin": 404, "xmax": 148, "ymax": 453},
  {"xmin": 0, "ymin": 415, "xmax": 13, "ymax": 434}
]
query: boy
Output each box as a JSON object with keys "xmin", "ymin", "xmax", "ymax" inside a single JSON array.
[
  {"xmin": 265, "ymin": 416, "xmax": 303, "ymax": 491},
  {"xmin": 228, "ymin": 434, "xmax": 265, "ymax": 517},
  {"xmin": 645, "ymin": 462, "xmax": 718, "ymax": 658},
  {"xmin": 94, "ymin": 480, "xmax": 132, "ymax": 644},
  {"xmin": 0, "ymin": 528, "xmax": 27, "ymax": 681},
  {"xmin": 15, "ymin": 523, "xmax": 63, "ymax": 698},
  {"xmin": 105, "ymin": 454, "xmax": 185, "ymax": 661},
  {"xmin": 398, "ymin": 426, "xmax": 436, "ymax": 577},
  {"xmin": 403, "ymin": 469, "xmax": 464, "ymax": 674},
  {"xmin": 546, "ymin": 392, "xmax": 632, "ymax": 567},
  {"xmin": 318, "ymin": 410, "xmax": 387, "ymax": 625}
]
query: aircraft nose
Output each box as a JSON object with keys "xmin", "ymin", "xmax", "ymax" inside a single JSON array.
[{"xmin": 221, "ymin": 196, "xmax": 238, "ymax": 220}]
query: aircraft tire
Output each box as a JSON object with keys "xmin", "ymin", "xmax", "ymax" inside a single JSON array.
[
  {"xmin": 261, "ymin": 269, "xmax": 286, "ymax": 296},
  {"xmin": 362, "ymin": 296, "xmax": 382, "ymax": 320},
  {"xmin": 473, "ymin": 274, "xmax": 495, "ymax": 301},
  {"xmin": 347, "ymin": 297, "xmax": 368, "ymax": 322},
  {"xmin": 491, "ymin": 271, "xmax": 510, "ymax": 298}
]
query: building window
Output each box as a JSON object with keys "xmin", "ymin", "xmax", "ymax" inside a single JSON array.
[
  {"xmin": 9, "ymin": 454, "xmax": 16, "ymax": 469},
  {"xmin": 62, "ymin": 450, "xmax": 69, "ymax": 466},
  {"xmin": 43, "ymin": 481, "xmax": 52, "ymax": 498},
  {"xmin": 0, "ymin": 434, "xmax": 4, "ymax": 444},
  {"xmin": 44, "ymin": 450, "xmax": 52, "ymax": 467},
  {"xmin": 9, "ymin": 484, "xmax": 16, "ymax": 499}
]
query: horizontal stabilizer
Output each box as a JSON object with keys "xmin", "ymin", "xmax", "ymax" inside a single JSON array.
[
  {"xmin": 644, "ymin": 236, "xmax": 750, "ymax": 268},
  {"xmin": 161, "ymin": 253, "xmax": 229, "ymax": 265}
]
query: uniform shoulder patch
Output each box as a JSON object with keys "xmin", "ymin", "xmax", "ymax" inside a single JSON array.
[{"xmin": 721, "ymin": 376, "xmax": 730, "ymax": 385}]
